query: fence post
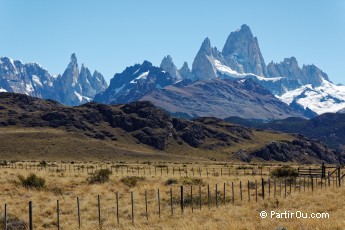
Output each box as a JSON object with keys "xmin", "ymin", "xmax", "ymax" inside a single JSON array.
[
  {"xmin": 215, "ymin": 184, "xmax": 218, "ymax": 208},
  {"xmin": 191, "ymin": 186, "xmax": 193, "ymax": 213},
  {"xmin": 145, "ymin": 191, "xmax": 148, "ymax": 222},
  {"xmin": 131, "ymin": 192, "xmax": 134, "ymax": 225},
  {"xmin": 268, "ymin": 178, "xmax": 271, "ymax": 197},
  {"xmin": 29, "ymin": 201, "xmax": 33, "ymax": 230},
  {"xmin": 4, "ymin": 203, "xmax": 7, "ymax": 230},
  {"xmin": 261, "ymin": 178, "xmax": 265, "ymax": 200},
  {"xmin": 77, "ymin": 197, "xmax": 81, "ymax": 228},
  {"xmin": 231, "ymin": 182, "xmax": 234, "ymax": 205},
  {"xmin": 274, "ymin": 179, "xmax": 276, "ymax": 198},
  {"xmin": 199, "ymin": 185, "xmax": 202, "ymax": 210},
  {"xmin": 181, "ymin": 186, "xmax": 184, "ymax": 214},
  {"xmin": 116, "ymin": 192, "xmax": 119, "ymax": 226},
  {"xmin": 57, "ymin": 200, "xmax": 60, "ymax": 230},
  {"xmin": 158, "ymin": 189, "xmax": 161, "ymax": 219},
  {"xmin": 208, "ymin": 185, "xmax": 211, "ymax": 209},
  {"xmin": 247, "ymin": 180, "xmax": 250, "ymax": 202},
  {"xmin": 255, "ymin": 180, "xmax": 258, "ymax": 202},
  {"xmin": 223, "ymin": 183, "xmax": 226, "ymax": 206},
  {"xmin": 311, "ymin": 176, "xmax": 314, "ymax": 192},
  {"xmin": 338, "ymin": 167, "xmax": 341, "ymax": 187},
  {"xmin": 98, "ymin": 195, "xmax": 101, "ymax": 227},
  {"xmin": 170, "ymin": 188, "xmax": 174, "ymax": 215},
  {"xmin": 240, "ymin": 181, "xmax": 242, "ymax": 202}
]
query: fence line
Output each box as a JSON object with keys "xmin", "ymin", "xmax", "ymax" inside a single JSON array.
[{"xmin": 2, "ymin": 175, "xmax": 343, "ymax": 229}]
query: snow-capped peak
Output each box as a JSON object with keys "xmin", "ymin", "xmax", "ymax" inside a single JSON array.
[{"xmin": 278, "ymin": 78, "xmax": 345, "ymax": 114}]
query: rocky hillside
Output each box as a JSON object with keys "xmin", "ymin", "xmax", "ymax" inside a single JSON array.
[
  {"xmin": 0, "ymin": 92, "xmax": 340, "ymax": 163},
  {"xmin": 226, "ymin": 113, "xmax": 345, "ymax": 151},
  {"xmin": 141, "ymin": 78, "xmax": 305, "ymax": 120}
]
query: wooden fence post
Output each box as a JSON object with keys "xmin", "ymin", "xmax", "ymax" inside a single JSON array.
[
  {"xmin": 98, "ymin": 195, "xmax": 101, "ymax": 227},
  {"xmin": 57, "ymin": 200, "xmax": 60, "ymax": 230},
  {"xmin": 158, "ymin": 189, "xmax": 161, "ymax": 219},
  {"xmin": 170, "ymin": 188, "xmax": 174, "ymax": 215},
  {"xmin": 131, "ymin": 192, "xmax": 134, "ymax": 225},
  {"xmin": 215, "ymin": 184, "xmax": 218, "ymax": 208},
  {"xmin": 29, "ymin": 201, "xmax": 33, "ymax": 230},
  {"xmin": 208, "ymin": 185, "xmax": 211, "ymax": 209},
  {"xmin": 261, "ymin": 178, "xmax": 265, "ymax": 200},
  {"xmin": 255, "ymin": 180, "xmax": 258, "ymax": 202},
  {"xmin": 77, "ymin": 197, "xmax": 81, "ymax": 228},
  {"xmin": 191, "ymin": 186, "xmax": 193, "ymax": 213},
  {"xmin": 338, "ymin": 167, "xmax": 341, "ymax": 187},
  {"xmin": 247, "ymin": 180, "xmax": 250, "ymax": 202},
  {"xmin": 199, "ymin": 186, "xmax": 202, "ymax": 210},
  {"xmin": 223, "ymin": 183, "xmax": 226, "ymax": 206},
  {"xmin": 181, "ymin": 186, "xmax": 184, "ymax": 214},
  {"xmin": 4, "ymin": 203, "xmax": 7, "ymax": 230},
  {"xmin": 240, "ymin": 181, "xmax": 242, "ymax": 202},
  {"xmin": 311, "ymin": 176, "xmax": 314, "ymax": 192},
  {"xmin": 232, "ymin": 182, "xmax": 234, "ymax": 205},
  {"xmin": 268, "ymin": 179, "xmax": 271, "ymax": 197},
  {"xmin": 145, "ymin": 191, "xmax": 148, "ymax": 222},
  {"xmin": 116, "ymin": 192, "xmax": 119, "ymax": 226},
  {"xmin": 274, "ymin": 179, "xmax": 276, "ymax": 198}
]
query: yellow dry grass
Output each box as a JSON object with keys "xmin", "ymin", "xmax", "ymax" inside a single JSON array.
[{"xmin": 0, "ymin": 163, "xmax": 344, "ymax": 230}]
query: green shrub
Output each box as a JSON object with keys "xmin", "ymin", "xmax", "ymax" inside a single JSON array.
[
  {"xmin": 271, "ymin": 166, "xmax": 298, "ymax": 178},
  {"xmin": 18, "ymin": 173, "xmax": 45, "ymax": 189},
  {"xmin": 88, "ymin": 169, "xmax": 112, "ymax": 184},
  {"xmin": 165, "ymin": 178, "xmax": 178, "ymax": 186},
  {"xmin": 120, "ymin": 176, "xmax": 145, "ymax": 187},
  {"xmin": 182, "ymin": 177, "xmax": 204, "ymax": 186}
]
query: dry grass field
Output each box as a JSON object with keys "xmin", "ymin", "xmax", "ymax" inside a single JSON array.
[{"xmin": 0, "ymin": 162, "xmax": 344, "ymax": 230}]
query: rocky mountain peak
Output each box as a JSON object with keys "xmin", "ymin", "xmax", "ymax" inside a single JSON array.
[
  {"xmin": 179, "ymin": 62, "xmax": 193, "ymax": 80},
  {"xmin": 160, "ymin": 55, "xmax": 182, "ymax": 81},
  {"xmin": 70, "ymin": 53, "xmax": 78, "ymax": 64},
  {"xmin": 200, "ymin": 37, "xmax": 212, "ymax": 55},
  {"xmin": 237, "ymin": 24, "xmax": 253, "ymax": 37},
  {"xmin": 222, "ymin": 24, "xmax": 268, "ymax": 77},
  {"xmin": 192, "ymin": 37, "xmax": 218, "ymax": 81}
]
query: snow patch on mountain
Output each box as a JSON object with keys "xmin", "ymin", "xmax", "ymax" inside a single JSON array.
[
  {"xmin": 130, "ymin": 71, "xmax": 149, "ymax": 84},
  {"xmin": 0, "ymin": 88, "xmax": 7, "ymax": 92},
  {"xmin": 278, "ymin": 79, "xmax": 345, "ymax": 114},
  {"xmin": 32, "ymin": 75, "xmax": 43, "ymax": 87},
  {"xmin": 214, "ymin": 60, "xmax": 245, "ymax": 77}
]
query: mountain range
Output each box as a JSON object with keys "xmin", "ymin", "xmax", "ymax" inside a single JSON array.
[
  {"xmin": 0, "ymin": 53, "xmax": 107, "ymax": 106},
  {"xmin": 1, "ymin": 24, "xmax": 344, "ymax": 119},
  {"xmin": 0, "ymin": 92, "xmax": 340, "ymax": 164}
]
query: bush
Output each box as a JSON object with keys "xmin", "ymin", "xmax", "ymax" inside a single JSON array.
[
  {"xmin": 165, "ymin": 178, "xmax": 178, "ymax": 186},
  {"xmin": 0, "ymin": 215, "xmax": 27, "ymax": 230},
  {"xmin": 120, "ymin": 176, "xmax": 145, "ymax": 187},
  {"xmin": 182, "ymin": 178, "xmax": 204, "ymax": 186},
  {"xmin": 271, "ymin": 166, "xmax": 298, "ymax": 178},
  {"xmin": 18, "ymin": 173, "xmax": 45, "ymax": 189},
  {"xmin": 88, "ymin": 169, "xmax": 112, "ymax": 184}
]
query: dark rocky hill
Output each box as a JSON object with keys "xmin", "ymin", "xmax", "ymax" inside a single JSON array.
[{"xmin": 0, "ymin": 92, "xmax": 340, "ymax": 164}]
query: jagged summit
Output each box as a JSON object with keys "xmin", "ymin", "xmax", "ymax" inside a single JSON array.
[
  {"xmin": 0, "ymin": 54, "xmax": 107, "ymax": 106},
  {"xmin": 199, "ymin": 37, "xmax": 212, "ymax": 55},
  {"xmin": 70, "ymin": 53, "xmax": 78, "ymax": 64},
  {"xmin": 160, "ymin": 55, "xmax": 182, "ymax": 81},
  {"xmin": 222, "ymin": 24, "xmax": 268, "ymax": 77}
]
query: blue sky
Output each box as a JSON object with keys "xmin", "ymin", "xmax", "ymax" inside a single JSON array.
[{"xmin": 0, "ymin": 0, "xmax": 344, "ymax": 84}]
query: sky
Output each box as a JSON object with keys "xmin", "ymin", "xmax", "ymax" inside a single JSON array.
[{"xmin": 0, "ymin": 0, "xmax": 344, "ymax": 84}]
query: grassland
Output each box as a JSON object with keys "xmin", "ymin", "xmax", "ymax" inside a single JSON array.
[
  {"xmin": 0, "ymin": 162, "xmax": 344, "ymax": 230},
  {"xmin": 0, "ymin": 127, "xmax": 296, "ymax": 163}
]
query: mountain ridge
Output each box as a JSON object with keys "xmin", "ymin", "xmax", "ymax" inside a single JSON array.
[{"xmin": 0, "ymin": 92, "xmax": 340, "ymax": 164}]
